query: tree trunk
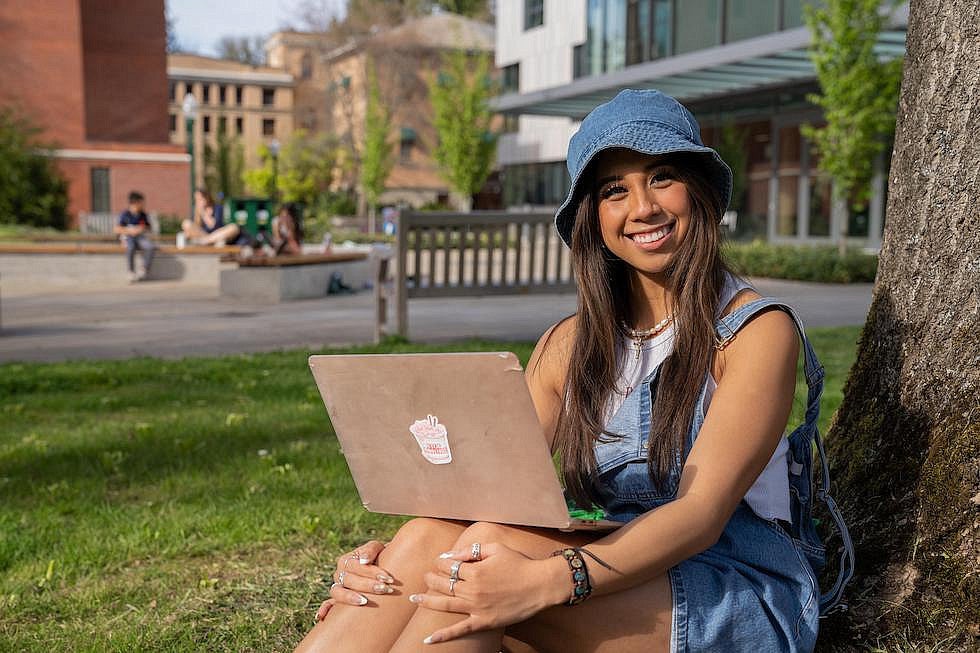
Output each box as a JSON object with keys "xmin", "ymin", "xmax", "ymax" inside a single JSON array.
[{"xmin": 819, "ymin": 2, "xmax": 980, "ymax": 650}]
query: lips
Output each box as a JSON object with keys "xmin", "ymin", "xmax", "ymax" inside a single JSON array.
[{"xmin": 627, "ymin": 222, "xmax": 675, "ymax": 250}]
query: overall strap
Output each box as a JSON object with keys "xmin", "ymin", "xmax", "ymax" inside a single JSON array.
[{"xmin": 714, "ymin": 298, "xmax": 855, "ymax": 615}]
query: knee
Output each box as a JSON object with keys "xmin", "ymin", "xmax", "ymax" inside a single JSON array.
[
  {"xmin": 453, "ymin": 521, "xmax": 513, "ymax": 551},
  {"xmin": 384, "ymin": 518, "xmax": 463, "ymax": 562}
]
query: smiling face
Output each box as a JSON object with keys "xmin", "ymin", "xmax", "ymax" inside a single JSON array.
[{"xmin": 593, "ymin": 148, "xmax": 694, "ymax": 278}]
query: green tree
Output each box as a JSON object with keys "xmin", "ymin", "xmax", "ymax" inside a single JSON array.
[
  {"xmin": 428, "ymin": 48, "xmax": 497, "ymax": 212},
  {"xmin": 278, "ymin": 129, "xmax": 340, "ymax": 207},
  {"xmin": 0, "ymin": 108, "xmax": 68, "ymax": 229},
  {"xmin": 243, "ymin": 131, "xmax": 339, "ymax": 206},
  {"xmin": 203, "ymin": 132, "xmax": 245, "ymax": 199},
  {"xmin": 242, "ymin": 144, "xmax": 277, "ymax": 198},
  {"xmin": 360, "ymin": 61, "xmax": 393, "ymax": 231},
  {"xmin": 802, "ymin": 0, "xmax": 903, "ymax": 250}
]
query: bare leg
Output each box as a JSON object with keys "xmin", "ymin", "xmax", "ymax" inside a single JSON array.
[
  {"xmin": 294, "ymin": 518, "xmax": 467, "ymax": 653},
  {"xmin": 193, "ymin": 223, "xmax": 240, "ymax": 246},
  {"xmin": 391, "ymin": 522, "xmax": 671, "ymax": 653}
]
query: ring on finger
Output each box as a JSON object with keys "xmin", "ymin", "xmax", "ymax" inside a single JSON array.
[
  {"xmin": 470, "ymin": 542, "xmax": 481, "ymax": 561},
  {"xmin": 449, "ymin": 560, "xmax": 462, "ymax": 582},
  {"xmin": 338, "ymin": 570, "xmax": 347, "ymax": 587},
  {"xmin": 448, "ymin": 577, "xmax": 458, "ymax": 596}
]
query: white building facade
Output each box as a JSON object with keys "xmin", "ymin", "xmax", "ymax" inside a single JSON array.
[{"xmin": 494, "ymin": 0, "xmax": 908, "ymax": 248}]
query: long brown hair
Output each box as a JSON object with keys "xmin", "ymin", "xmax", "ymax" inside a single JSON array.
[{"xmin": 554, "ymin": 152, "xmax": 733, "ymax": 509}]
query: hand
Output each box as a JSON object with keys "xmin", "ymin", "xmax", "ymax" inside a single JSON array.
[
  {"xmin": 411, "ymin": 542, "xmax": 566, "ymax": 644},
  {"xmin": 314, "ymin": 540, "xmax": 395, "ymax": 622}
]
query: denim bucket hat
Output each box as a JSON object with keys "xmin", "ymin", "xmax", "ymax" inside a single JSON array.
[{"xmin": 554, "ymin": 89, "xmax": 732, "ymax": 248}]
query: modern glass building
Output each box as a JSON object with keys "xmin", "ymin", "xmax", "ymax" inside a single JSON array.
[{"xmin": 493, "ymin": 0, "xmax": 907, "ymax": 248}]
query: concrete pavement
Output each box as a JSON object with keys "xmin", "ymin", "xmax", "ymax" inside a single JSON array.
[{"xmin": 0, "ymin": 277, "xmax": 872, "ymax": 363}]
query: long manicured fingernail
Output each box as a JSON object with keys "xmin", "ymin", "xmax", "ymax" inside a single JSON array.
[
  {"xmin": 358, "ymin": 556, "xmax": 369, "ymax": 565},
  {"xmin": 357, "ymin": 594, "xmax": 368, "ymax": 605},
  {"xmin": 423, "ymin": 635, "xmax": 437, "ymax": 644},
  {"xmin": 377, "ymin": 573, "xmax": 394, "ymax": 583},
  {"xmin": 408, "ymin": 593, "xmax": 423, "ymax": 603},
  {"xmin": 438, "ymin": 551, "xmax": 454, "ymax": 559},
  {"xmin": 374, "ymin": 583, "xmax": 394, "ymax": 594}
]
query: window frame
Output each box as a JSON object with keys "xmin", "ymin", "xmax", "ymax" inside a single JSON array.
[{"xmin": 524, "ymin": 0, "xmax": 545, "ymax": 30}]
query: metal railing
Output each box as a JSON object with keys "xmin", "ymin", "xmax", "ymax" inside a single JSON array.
[{"xmin": 393, "ymin": 211, "xmax": 575, "ymax": 336}]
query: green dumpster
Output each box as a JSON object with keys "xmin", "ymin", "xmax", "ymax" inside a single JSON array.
[{"xmin": 227, "ymin": 198, "xmax": 275, "ymax": 238}]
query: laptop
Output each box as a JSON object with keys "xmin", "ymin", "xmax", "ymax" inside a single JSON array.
[{"xmin": 308, "ymin": 351, "xmax": 622, "ymax": 531}]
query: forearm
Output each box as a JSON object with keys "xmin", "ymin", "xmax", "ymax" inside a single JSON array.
[{"xmin": 540, "ymin": 495, "xmax": 721, "ymax": 605}]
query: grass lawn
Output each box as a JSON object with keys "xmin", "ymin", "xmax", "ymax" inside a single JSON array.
[{"xmin": 0, "ymin": 327, "xmax": 860, "ymax": 651}]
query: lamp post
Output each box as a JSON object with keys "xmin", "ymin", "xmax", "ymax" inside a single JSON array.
[
  {"xmin": 182, "ymin": 92, "xmax": 199, "ymax": 220},
  {"xmin": 269, "ymin": 138, "xmax": 281, "ymax": 202}
]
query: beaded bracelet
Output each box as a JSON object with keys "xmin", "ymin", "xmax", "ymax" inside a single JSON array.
[{"xmin": 551, "ymin": 547, "xmax": 592, "ymax": 605}]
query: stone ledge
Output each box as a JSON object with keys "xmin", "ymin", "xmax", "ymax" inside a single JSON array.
[
  {"xmin": 0, "ymin": 242, "xmax": 239, "ymax": 256},
  {"xmin": 219, "ymin": 258, "xmax": 372, "ymax": 302}
]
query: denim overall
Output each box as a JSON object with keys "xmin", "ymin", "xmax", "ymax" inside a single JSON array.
[{"xmin": 594, "ymin": 298, "xmax": 854, "ymax": 652}]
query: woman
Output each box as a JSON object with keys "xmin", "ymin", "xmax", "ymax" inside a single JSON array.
[
  {"xmin": 294, "ymin": 90, "xmax": 850, "ymax": 652},
  {"xmin": 272, "ymin": 202, "xmax": 303, "ymax": 255},
  {"xmin": 181, "ymin": 188, "xmax": 241, "ymax": 246}
]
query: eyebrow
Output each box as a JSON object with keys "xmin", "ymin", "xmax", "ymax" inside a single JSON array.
[{"xmin": 596, "ymin": 162, "xmax": 665, "ymax": 188}]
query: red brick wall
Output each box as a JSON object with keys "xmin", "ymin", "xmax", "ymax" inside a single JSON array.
[
  {"xmin": 0, "ymin": 0, "xmax": 87, "ymax": 146},
  {"xmin": 80, "ymin": 0, "xmax": 169, "ymax": 143},
  {"xmin": 58, "ymin": 156, "xmax": 191, "ymax": 224}
]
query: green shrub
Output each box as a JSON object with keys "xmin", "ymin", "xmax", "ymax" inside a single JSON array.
[
  {"xmin": 0, "ymin": 108, "xmax": 69, "ymax": 229},
  {"xmin": 723, "ymin": 240, "xmax": 878, "ymax": 283},
  {"xmin": 156, "ymin": 213, "xmax": 183, "ymax": 235}
]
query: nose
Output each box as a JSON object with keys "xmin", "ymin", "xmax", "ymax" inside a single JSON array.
[{"xmin": 629, "ymin": 185, "xmax": 660, "ymax": 222}]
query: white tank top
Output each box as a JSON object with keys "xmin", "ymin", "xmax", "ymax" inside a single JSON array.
[{"xmin": 606, "ymin": 273, "xmax": 792, "ymax": 522}]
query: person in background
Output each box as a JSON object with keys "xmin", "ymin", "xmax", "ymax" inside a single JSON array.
[
  {"xmin": 181, "ymin": 188, "xmax": 241, "ymax": 246},
  {"xmin": 273, "ymin": 202, "xmax": 303, "ymax": 255},
  {"xmin": 114, "ymin": 190, "xmax": 155, "ymax": 282}
]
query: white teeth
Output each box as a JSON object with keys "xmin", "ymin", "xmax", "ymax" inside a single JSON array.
[{"xmin": 631, "ymin": 226, "xmax": 670, "ymax": 244}]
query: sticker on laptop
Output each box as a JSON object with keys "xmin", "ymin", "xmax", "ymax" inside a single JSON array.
[{"xmin": 409, "ymin": 414, "xmax": 452, "ymax": 464}]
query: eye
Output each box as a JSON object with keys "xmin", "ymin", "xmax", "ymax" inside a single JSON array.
[
  {"xmin": 649, "ymin": 170, "xmax": 674, "ymax": 187},
  {"xmin": 600, "ymin": 183, "xmax": 627, "ymax": 200}
]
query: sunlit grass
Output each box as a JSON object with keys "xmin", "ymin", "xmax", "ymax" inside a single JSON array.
[{"xmin": 0, "ymin": 329, "xmax": 857, "ymax": 650}]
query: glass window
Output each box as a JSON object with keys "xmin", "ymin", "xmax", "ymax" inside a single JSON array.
[
  {"xmin": 674, "ymin": 0, "xmax": 721, "ymax": 55},
  {"xmin": 202, "ymin": 84, "xmax": 211, "ymax": 104},
  {"xmin": 502, "ymin": 114, "xmax": 519, "ymax": 133},
  {"xmin": 652, "ymin": 0, "xmax": 672, "ymax": 58},
  {"xmin": 219, "ymin": 85, "xmax": 227, "ymax": 104},
  {"xmin": 202, "ymin": 115, "xmax": 211, "ymax": 133},
  {"xmin": 168, "ymin": 81, "xmax": 176, "ymax": 102},
  {"xmin": 807, "ymin": 175, "xmax": 832, "ymax": 236},
  {"xmin": 524, "ymin": 0, "xmax": 544, "ymax": 29},
  {"xmin": 604, "ymin": 0, "xmax": 627, "ymax": 72},
  {"xmin": 587, "ymin": 0, "xmax": 604, "ymax": 77},
  {"xmin": 169, "ymin": 113, "xmax": 176, "ymax": 132},
  {"xmin": 262, "ymin": 118, "xmax": 275, "ymax": 136},
  {"xmin": 90, "ymin": 167, "xmax": 110, "ymax": 213},
  {"xmin": 777, "ymin": 175, "xmax": 798, "ymax": 236},
  {"xmin": 218, "ymin": 116, "xmax": 227, "ymax": 134},
  {"xmin": 301, "ymin": 53, "xmax": 313, "ymax": 79},
  {"xmin": 503, "ymin": 162, "xmax": 570, "ymax": 207},
  {"xmin": 501, "ymin": 63, "xmax": 520, "ymax": 94},
  {"xmin": 782, "ymin": 0, "xmax": 821, "ymax": 29},
  {"xmin": 725, "ymin": 0, "xmax": 777, "ymax": 43},
  {"xmin": 262, "ymin": 88, "xmax": 275, "ymax": 107},
  {"xmin": 235, "ymin": 86, "xmax": 243, "ymax": 105},
  {"xmin": 235, "ymin": 117, "xmax": 243, "ymax": 134}
]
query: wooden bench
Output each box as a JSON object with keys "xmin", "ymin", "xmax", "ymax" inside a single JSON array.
[
  {"xmin": 390, "ymin": 211, "xmax": 575, "ymax": 337},
  {"xmin": 218, "ymin": 250, "xmax": 373, "ymax": 303}
]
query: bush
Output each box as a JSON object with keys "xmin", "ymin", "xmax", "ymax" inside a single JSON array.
[
  {"xmin": 0, "ymin": 108, "xmax": 69, "ymax": 229},
  {"xmin": 723, "ymin": 240, "xmax": 878, "ymax": 283},
  {"xmin": 156, "ymin": 213, "xmax": 183, "ymax": 235}
]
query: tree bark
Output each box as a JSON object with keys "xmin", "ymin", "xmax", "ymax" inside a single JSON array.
[{"xmin": 819, "ymin": 1, "xmax": 980, "ymax": 650}]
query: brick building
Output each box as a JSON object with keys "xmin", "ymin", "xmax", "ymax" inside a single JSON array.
[
  {"xmin": 265, "ymin": 13, "xmax": 496, "ymax": 210},
  {"xmin": 166, "ymin": 54, "xmax": 295, "ymax": 187},
  {"xmin": 0, "ymin": 0, "xmax": 190, "ymax": 223}
]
